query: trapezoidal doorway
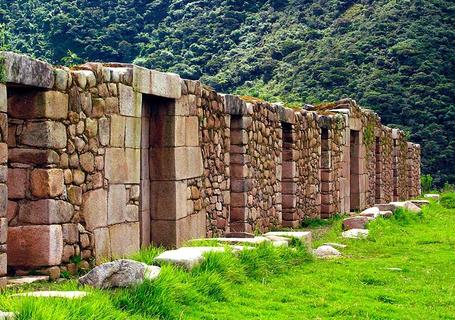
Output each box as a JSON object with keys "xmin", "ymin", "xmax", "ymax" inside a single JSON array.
[{"xmin": 350, "ymin": 130, "xmax": 360, "ymax": 211}]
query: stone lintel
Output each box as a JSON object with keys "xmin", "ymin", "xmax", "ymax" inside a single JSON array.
[
  {"xmin": 223, "ymin": 94, "xmax": 247, "ymax": 115},
  {"xmin": 1, "ymin": 51, "xmax": 54, "ymax": 89},
  {"xmin": 278, "ymin": 105, "xmax": 296, "ymax": 124},
  {"xmin": 132, "ymin": 65, "xmax": 182, "ymax": 99}
]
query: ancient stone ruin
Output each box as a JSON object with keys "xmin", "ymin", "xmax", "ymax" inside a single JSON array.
[{"xmin": 0, "ymin": 52, "xmax": 421, "ymax": 284}]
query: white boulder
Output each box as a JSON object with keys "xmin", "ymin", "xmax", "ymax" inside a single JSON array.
[
  {"xmin": 313, "ymin": 245, "xmax": 341, "ymax": 259},
  {"xmin": 342, "ymin": 229, "xmax": 369, "ymax": 239},
  {"xmin": 154, "ymin": 247, "xmax": 225, "ymax": 270},
  {"xmin": 359, "ymin": 207, "xmax": 380, "ymax": 218}
]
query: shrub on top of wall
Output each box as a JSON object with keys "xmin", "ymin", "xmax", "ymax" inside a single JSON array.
[{"xmin": 0, "ymin": 55, "xmax": 5, "ymax": 83}]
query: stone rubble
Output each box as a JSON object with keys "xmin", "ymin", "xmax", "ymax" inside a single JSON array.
[
  {"xmin": 11, "ymin": 291, "xmax": 88, "ymax": 299},
  {"xmin": 264, "ymin": 231, "xmax": 312, "ymax": 245},
  {"xmin": 313, "ymin": 245, "xmax": 341, "ymax": 259},
  {"xmin": 390, "ymin": 201, "xmax": 422, "ymax": 213},
  {"xmin": 342, "ymin": 216, "xmax": 371, "ymax": 230},
  {"xmin": 342, "ymin": 229, "xmax": 369, "ymax": 239},
  {"xmin": 359, "ymin": 207, "xmax": 380, "ymax": 218},
  {"xmin": 154, "ymin": 247, "xmax": 225, "ymax": 270},
  {"xmin": 410, "ymin": 200, "xmax": 430, "ymax": 208},
  {"xmin": 323, "ymin": 243, "xmax": 347, "ymax": 249},
  {"xmin": 6, "ymin": 275, "xmax": 49, "ymax": 287}
]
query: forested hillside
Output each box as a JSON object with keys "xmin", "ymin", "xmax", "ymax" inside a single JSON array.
[{"xmin": 1, "ymin": 0, "xmax": 454, "ymax": 185}]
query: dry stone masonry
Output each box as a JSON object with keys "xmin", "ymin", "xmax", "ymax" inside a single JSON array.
[{"xmin": 0, "ymin": 52, "xmax": 421, "ymax": 283}]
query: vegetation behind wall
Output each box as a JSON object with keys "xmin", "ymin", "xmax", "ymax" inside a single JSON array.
[{"xmin": 0, "ymin": 0, "xmax": 454, "ymax": 185}]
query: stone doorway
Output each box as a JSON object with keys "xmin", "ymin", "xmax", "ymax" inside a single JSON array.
[
  {"xmin": 320, "ymin": 128, "xmax": 331, "ymax": 218},
  {"xmin": 229, "ymin": 114, "xmax": 248, "ymax": 232},
  {"xmin": 281, "ymin": 122, "xmax": 297, "ymax": 227},
  {"xmin": 350, "ymin": 130, "xmax": 361, "ymax": 211},
  {"xmin": 143, "ymin": 95, "xmax": 196, "ymax": 247},
  {"xmin": 375, "ymin": 137, "xmax": 382, "ymax": 203}
]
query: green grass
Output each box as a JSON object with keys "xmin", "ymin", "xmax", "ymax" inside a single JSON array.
[{"xmin": 0, "ymin": 198, "xmax": 454, "ymax": 319}]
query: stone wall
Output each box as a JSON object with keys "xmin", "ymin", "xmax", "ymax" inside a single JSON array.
[
  {"xmin": 407, "ymin": 143, "xmax": 421, "ymax": 199},
  {"xmin": 0, "ymin": 52, "xmax": 422, "ymax": 282},
  {"xmin": 197, "ymin": 85, "xmax": 230, "ymax": 237},
  {"xmin": 393, "ymin": 129, "xmax": 409, "ymax": 201},
  {"xmin": 379, "ymin": 126, "xmax": 394, "ymax": 204},
  {"xmin": 0, "ymin": 84, "xmax": 7, "ymax": 285},
  {"xmin": 282, "ymin": 110, "xmax": 321, "ymax": 227},
  {"xmin": 227, "ymin": 97, "xmax": 283, "ymax": 234}
]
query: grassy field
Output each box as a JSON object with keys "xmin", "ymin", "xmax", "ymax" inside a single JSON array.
[{"xmin": 0, "ymin": 198, "xmax": 454, "ymax": 319}]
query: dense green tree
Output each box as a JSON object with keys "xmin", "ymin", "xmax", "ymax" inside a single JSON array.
[{"xmin": 1, "ymin": 0, "xmax": 454, "ymax": 185}]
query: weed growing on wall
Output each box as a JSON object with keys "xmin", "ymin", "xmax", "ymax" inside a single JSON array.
[
  {"xmin": 363, "ymin": 123, "xmax": 375, "ymax": 149},
  {"xmin": 0, "ymin": 23, "xmax": 7, "ymax": 83}
]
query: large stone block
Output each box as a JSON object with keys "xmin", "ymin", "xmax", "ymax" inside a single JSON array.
[
  {"xmin": 94, "ymin": 227, "xmax": 111, "ymax": 263},
  {"xmin": 7, "ymin": 168, "xmax": 27, "ymax": 199},
  {"xmin": 30, "ymin": 169, "xmax": 64, "ymax": 198},
  {"xmin": 18, "ymin": 199, "xmax": 74, "ymax": 224},
  {"xmin": 132, "ymin": 65, "xmax": 151, "ymax": 94},
  {"xmin": 104, "ymin": 148, "xmax": 128, "ymax": 183},
  {"xmin": 185, "ymin": 116, "xmax": 199, "ymax": 146},
  {"xmin": 1, "ymin": 52, "xmax": 54, "ymax": 89},
  {"xmin": 150, "ymin": 181, "xmax": 187, "ymax": 220},
  {"xmin": 98, "ymin": 117, "xmax": 110, "ymax": 146},
  {"xmin": 0, "ymin": 253, "xmax": 6, "ymax": 276},
  {"xmin": 223, "ymin": 94, "xmax": 247, "ymax": 115},
  {"xmin": 150, "ymin": 70, "xmax": 182, "ymax": 99},
  {"xmin": 0, "ymin": 185, "xmax": 6, "ymax": 218},
  {"xmin": 109, "ymin": 222, "xmax": 140, "ymax": 258},
  {"xmin": 151, "ymin": 212, "xmax": 205, "ymax": 248},
  {"xmin": 119, "ymin": 84, "xmax": 142, "ymax": 117},
  {"xmin": 8, "ymin": 225, "xmax": 63, "ymax": 267},
  {"xmin": 82, "ymin": 189, "xmax": 108, "ymax": 231},
  {"xmin": 0, "ymin": 144, "xmax": 6, "ymax": 165},
  {"xmin": 140, "ymin": 179, "xmax": 150, "ymax": 211},
  {"xmin": 108, "ymin": 184, "xmax": 127, "ymax": 225},
  {"xmin": 125, "ymin": 117, "xmax": 141, "ymax": 148},
  {"xmin": 150, "ymin": 147, "xmax": 203, "ymax": 180},
  {"xmin": 0, "ymin": 165, "xmax": 6, "ymax": 184},
  {"xmin": 20, "ymin": 121, "xmax": 67, "ymax": 149},
  {"xmin": 0, "ymin": 84, "xmax": 6, "ymax": 113},
  {"xmin": 140, "ymin": 208, "xmax": 151, "ymax": 247},
  {"xmin": 0, "ymin": 217, "xmax": 7, "ymax": 244},
  {"xmin": 8, "ymin": 91, "xmax": 68, "ymax": 120},
  {"xmin": 141, "ymin": 116, "xmax": 150, "ymax": 148},
  {"xmin": 125, "ymin": 148, "xmax": 140, "ymax": 183},
  {"xmin": 8, "ymin": 148, "xmax": 60, "ymax": 165},
  {"xmin": 110, "ymin": 115, "xmax": 125, "ymax": 147}
]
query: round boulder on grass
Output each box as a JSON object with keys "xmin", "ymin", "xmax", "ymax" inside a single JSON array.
[
  {"xmin": 78, "ymin": 259, "xmax": 160, "ymax": 289},
  {"xmin": 313, "ymin": 245, "xmax": 341, "ymax": 259}
]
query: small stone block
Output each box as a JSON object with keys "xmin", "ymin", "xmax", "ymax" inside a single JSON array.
[{"xmin": 8, "ymin": 225, "xmax": 63, "ymax": 267}]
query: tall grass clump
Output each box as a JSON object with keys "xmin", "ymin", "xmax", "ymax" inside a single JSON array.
[
  {"xmin": 391, "ymin": 208, "xmax": 423, "ymax": 225},
  {"xmin": 238, "ymin": 242, "xmax": 312, "ymax": 280},
  {"xmin": 129, "ymin": 246, "xmax": 165, "ymax": 265},
  {"xmin": 440, "ymin": 193, "xmax": 455, "ymax": 209},
  {"xmin": 113, "ymin": 242, "xmax": 313, "ymax": 319}
]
